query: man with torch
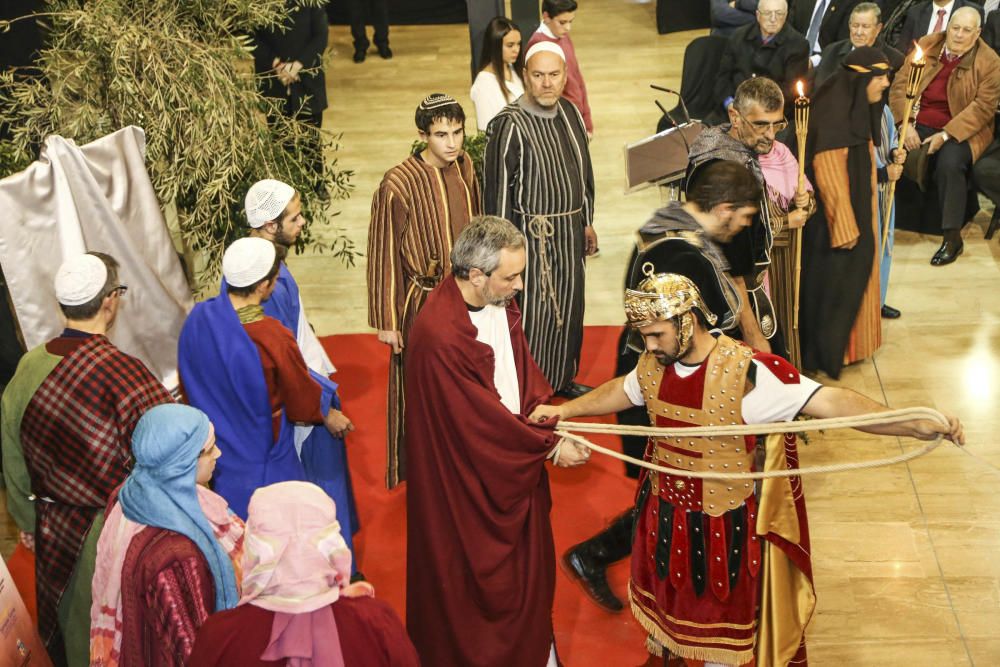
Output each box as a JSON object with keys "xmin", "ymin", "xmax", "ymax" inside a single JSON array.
[{"xmin": 799, "ymin": 47, "xmax": 904, "ymax": 380}]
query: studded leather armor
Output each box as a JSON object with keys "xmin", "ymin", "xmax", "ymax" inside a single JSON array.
[{"xmin": 637, "ymin": 335, "xmax": 757, "ymax": 518}]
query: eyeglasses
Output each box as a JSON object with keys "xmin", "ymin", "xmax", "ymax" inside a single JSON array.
[
  {"xmin": 757, "ymin": 10, "xmax": 787, "ymax": 19},
  {"xmin": 111, "ymin": 284, "xmax": 128, "ymax": 297},
  {"xmin": 737, "ymin": 109, "xmax": 788, "ymax": 133}
]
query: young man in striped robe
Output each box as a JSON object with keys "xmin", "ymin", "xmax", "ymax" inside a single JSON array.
[
  {"xmin": 483, "ymin": 41, "xmax": 597, "ymax": 399},
  {"xmin": 367, "ymin": 93, "xmax": 481, "ymax": 488},
  {"xmin": 1, "ymin": 253, "xmax": 174, "ymax": 666}
]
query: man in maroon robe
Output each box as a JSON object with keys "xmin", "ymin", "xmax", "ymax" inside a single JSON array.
[{"xmin": 405, "ymin": 216, "xmax": 589, "ymax": 666}]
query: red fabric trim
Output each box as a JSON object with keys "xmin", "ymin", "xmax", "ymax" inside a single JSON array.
[
  {"xmin": 752, "ymin": 352, "xmax": 801, "ymax": 385},
  {"xmin": 708, "ymin": 515, "xmax": 730, "ymax": 602}
]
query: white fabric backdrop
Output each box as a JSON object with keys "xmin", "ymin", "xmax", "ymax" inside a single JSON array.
[{"xmin": 0, "ymin": 126, "xmax": 193, "ymax": 384}]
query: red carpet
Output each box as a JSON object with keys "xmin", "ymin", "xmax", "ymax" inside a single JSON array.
[{"xmin": 326, "ymin": 326, "xmax": 648, "ymax": 666}]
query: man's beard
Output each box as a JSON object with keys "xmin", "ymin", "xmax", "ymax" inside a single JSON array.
[
  {"xmin": 274, "ymin": 222, "xmax": 297, "ymax": 248},
  {"xmin": 530, "ymin": 91, "xmax": 559, "ymax": 109},
  {"xmin": 481, "ymin": 284, "xmax": 517, "ymax": 307},
  {"xmin": 736, "ymin": 123, "xmax": 774, "ymax": 155},
  {"xmin": 653, "ymin": 350, "xmax": 681, "ymax": 366},
  {"xmin": 753, "ymin": 137, "xmax": 774, "ymax": 155}
]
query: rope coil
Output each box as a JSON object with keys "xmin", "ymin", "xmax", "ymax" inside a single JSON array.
[{"xmin": 553, "ymin": 407, "xmax": 951, "ymax": 480}]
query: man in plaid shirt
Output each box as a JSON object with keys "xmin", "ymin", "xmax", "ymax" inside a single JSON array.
[{"xmin": 1, "ymin": 253, "xmax": 173, "ymax": 666}]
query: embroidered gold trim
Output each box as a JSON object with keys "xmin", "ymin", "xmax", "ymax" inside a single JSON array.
[
  {"xmin": 236, "ymin": 304, "xmax": 265, "ymax": 324},
  {"xmin": 630, "ymin": 594, "xmax": 756, "ymax": 664},
  {"xmin": 629, "ymin": 582, "xmax": 757, "ymax": 631}
]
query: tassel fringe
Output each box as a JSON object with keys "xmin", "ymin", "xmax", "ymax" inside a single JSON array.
[{"xmin": 629, "ymin": 595, "xmax": 755, "ymax": 666}]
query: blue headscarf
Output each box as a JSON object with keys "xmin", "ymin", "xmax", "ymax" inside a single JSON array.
[{"xmin": 118, "ymin": 404, "xmax": 240, "ymax": 611}]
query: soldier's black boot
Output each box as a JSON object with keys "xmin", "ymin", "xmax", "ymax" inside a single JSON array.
[{"xmin": 561, "ymin": 508, "xmax": 636, "ymax": 612}]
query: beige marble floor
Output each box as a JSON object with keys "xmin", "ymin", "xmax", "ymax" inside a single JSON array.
[
  {"xmin": 286, "ymin": 2, "xmax": 1000, "ymax": 664},
  {"xmin": 285, "ymin": 1, "xmax": 1000, "ymax": 663},
  {"xmin": 0, "ymin": 1, "xmax": 980, "ymax": 664}
]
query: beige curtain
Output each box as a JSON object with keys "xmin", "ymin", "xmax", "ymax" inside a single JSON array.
[{"xmin": 0, "ymin": 126, "xmax": 192, "ymax": 385}]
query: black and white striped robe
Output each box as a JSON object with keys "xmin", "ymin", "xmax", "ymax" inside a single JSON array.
[{"xmin": 483, "ymin": 97, "xmax": 595, "ymax": 392}]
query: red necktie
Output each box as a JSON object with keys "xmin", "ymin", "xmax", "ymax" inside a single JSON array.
[{"xmin": 932, "ymin": 8, "xmax": 947, "ymax": 33}]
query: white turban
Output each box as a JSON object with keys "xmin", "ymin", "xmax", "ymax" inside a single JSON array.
[
  {"xmin": 525, "ymin": 41, "xmax": 566, "ymax": 64},
  {"xmin": 245, "ymin": 179, "xmax": 295, "ymax": 228},
  {"xmin": 223, "ymin": 238, "xmax": 277, "ymax": 288},
  {"xmin": 54, "ymin": 254, "xmax": 108, "ymax": 306}
]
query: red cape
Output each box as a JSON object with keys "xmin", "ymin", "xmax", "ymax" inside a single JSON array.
[{"xmin": 404, "ymin": 275, "xmax": 558, "ymax": 666}]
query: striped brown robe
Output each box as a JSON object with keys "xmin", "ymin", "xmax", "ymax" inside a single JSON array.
[
  {"xmin": 483, "ymin": 96, "xmax": 594, "ymax": 392},
  {"xmin": 366, "ymin": 152, "xmax": 480, "ymax": 488},
  {"xmin": 801, "ymin": 143, "xmax": 882, "ymax": 377}
]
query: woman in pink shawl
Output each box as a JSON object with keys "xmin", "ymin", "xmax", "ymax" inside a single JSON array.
[
  {"xmin": 90, "ymin": 403, "xmax": 245, "ymax": 667},
  {"xmin": 189, "ymin": 481, "xmax": 418, "ymax": 667}
]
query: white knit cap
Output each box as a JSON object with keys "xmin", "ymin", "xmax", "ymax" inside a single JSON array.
[
  {"xmin": 222, "ymin": 238, "xmax": 277, "ymax": 288},
  {"xmin": 54, "ymin": 254, "xmax": 108, "ymax": 306},
  {"xmin": 525, "ymin": 41, "xmax": 566, "ymax": 63},
  {"xmin": 245, "ymin": 179, "xmax": 296, "ymax": 228}
]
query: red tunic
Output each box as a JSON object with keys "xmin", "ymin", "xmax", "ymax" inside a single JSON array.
[
  {"xmin": 243, "ymin": 317, "xmax": 324, "ymax": 440},
  {"xmin": 188, "ymin": 598, "xmax": 419, "ymax": 667},
  {"xmin": 404, "ymin": 275, "xmax": 558, "ymax": 666}
]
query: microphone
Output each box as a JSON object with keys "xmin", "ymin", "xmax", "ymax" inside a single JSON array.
[
  {"xmin": 650, "ymin": 84, "xmax": 692, "ymax": 127},
  {"xmin": 650, "ymin": 84, "xmax": 681, "ymax": 96}
]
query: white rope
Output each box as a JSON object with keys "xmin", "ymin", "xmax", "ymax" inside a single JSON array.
[{"xmin": 553, "ymin": 407, "xmax": 951, "ymax": 480}]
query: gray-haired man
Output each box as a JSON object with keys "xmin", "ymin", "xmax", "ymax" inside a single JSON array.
[{"xmin": 404, "ymin": 215, "xmax": 587, "ymax": 667}]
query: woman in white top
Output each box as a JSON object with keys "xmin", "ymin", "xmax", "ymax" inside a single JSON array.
[{"xmin": 470, "ymin": 17, "xmax": 525, "ymax": 132}]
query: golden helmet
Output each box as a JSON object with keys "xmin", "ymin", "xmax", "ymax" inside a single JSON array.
[{"xmin": 624, "ymin": 264, "xmax": 718, "ymax": 329}]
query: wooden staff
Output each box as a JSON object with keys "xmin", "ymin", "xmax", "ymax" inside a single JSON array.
[
  {"xmin": 882, "ymin": 45, "xmax": 927, "ymax": 253},
  {"xmin": 793, "ymin": 81, "xmax": 809, "ymax": 333}
]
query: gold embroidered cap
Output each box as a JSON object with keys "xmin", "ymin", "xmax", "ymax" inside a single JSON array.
[{"xmin": 624, "ymin": 264, "xmax": 718, "ymax": 328}]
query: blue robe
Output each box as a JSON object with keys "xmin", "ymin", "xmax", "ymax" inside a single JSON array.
[
  {"xmin": 262, "ymin": 265, "xmax": 359, "ymax": 562},
  {"xmin": 178, "ymin": 286, "xmax": 304, "ymax": 519},
  {"xmin": 876, "ymin": 107, "xmax": 897, "ymax": 307}
]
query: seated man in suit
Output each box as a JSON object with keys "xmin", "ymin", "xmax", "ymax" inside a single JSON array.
[
  {"xmin": 815, "ymin": 2, "xmax": 906, "ymax": 86},
  {"xmin": 972, "ymin": 9, "xmax": 999, "ymax": 233},
  {"xmin": 897, "ymin": 0, "xmax": 984, "ymax": 53},
  {"xmin": 973, "ymin": 132, "xmax": 1000, "ymax": 236},
  {"xmin": 711, "ymin": 0, "xmax": 761, "ymax": 37},
  {"xmin": 983, "ymin": 7, "xmax": 1000, "ymax": 51},
  {"xmin": 716, "ymin": 0, "xmax": 810, "ymax": 117},
  {"xmin": 890, "ymin": 6, "xmax": 1000, "ymax": 264},
  {"xmin": 792, "ymin": 0, "xmax": 882, "ymax": 65}
]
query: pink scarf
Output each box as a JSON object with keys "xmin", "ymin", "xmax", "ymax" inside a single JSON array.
[
  {"xmin": 89, "ymin": 486, "xmax": 244, "ymax": 667},
  {"xmin": 758, "ymin": 139, "xmax": 814, "ymax": 208},
  {"xmin": 240, "ymin": 482, "xmax": 373, "ymax": 667}
]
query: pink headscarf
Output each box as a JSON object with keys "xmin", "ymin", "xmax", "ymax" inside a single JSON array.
[{"xmin": 239, "ymin": 482, "xmax": 373, "ymax": 667}]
